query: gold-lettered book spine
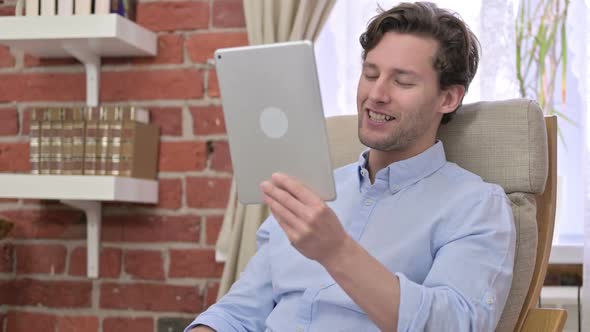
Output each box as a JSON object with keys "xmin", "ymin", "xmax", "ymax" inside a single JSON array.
[
  {"xmin": 49, "ymin": 108, "xmax": 65, "ymax": 175},
  {"xmin": 39, "ymin": 109, "xmax": 52, "ymax": 175},
  {"xmin": 71, "ymin": 108, "xmax": 86, "ymax": 175},
  {"xmin": 84, "ymin": 107, "xmax": 100, "ymax": 175},
  {"xmin": 29, "ymin": 109, "xmax": 43, "ymax": 174},
  {"xmin": 62, "ymin": 108, "xmax": 74, "ymax": 175}
]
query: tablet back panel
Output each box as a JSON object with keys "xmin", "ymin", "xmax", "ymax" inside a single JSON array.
[{"xmin": 215, "ymin": 41, "xmax": 336, "ymax": 204}]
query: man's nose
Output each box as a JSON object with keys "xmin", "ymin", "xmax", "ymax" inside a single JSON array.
[{"xmin": 368, "ymin": 78, "xmax": 391, "ymax": 104}]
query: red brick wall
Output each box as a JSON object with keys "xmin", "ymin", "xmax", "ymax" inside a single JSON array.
[{"xmin": 0, "ymin": 0, "xmax": 247, "ymax": 331}]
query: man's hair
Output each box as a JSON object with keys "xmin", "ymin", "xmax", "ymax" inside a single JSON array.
[{"xmin": 359, "ymin": 2, "xmax": 480, "ymax": 124}]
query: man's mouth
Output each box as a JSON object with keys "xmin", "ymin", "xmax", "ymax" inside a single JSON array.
[{"xmin": 367, "ymin": 109, "xmax": 395, "ymax": 122}]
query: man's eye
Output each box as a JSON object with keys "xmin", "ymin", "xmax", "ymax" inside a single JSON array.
[
  {"xmin": 364, "ymin": 73, "xmax": 378, "ymax": 80},
  {"xmin": 396, "ymin": 80, "xmax": 415, "ymax": 87}
]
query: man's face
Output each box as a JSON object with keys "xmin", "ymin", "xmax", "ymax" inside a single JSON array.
[{"xmin": 357, "ymin": 32, "xmax": 445, "ymax": 154}]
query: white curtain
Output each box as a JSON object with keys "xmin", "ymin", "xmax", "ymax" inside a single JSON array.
[{"xmin": 215, "ymin": 0, "xmax": 336, "ymax": 300}]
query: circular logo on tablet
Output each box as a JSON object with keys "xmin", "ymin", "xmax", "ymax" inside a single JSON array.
[{"xmin": 259, "ymin": 107, "xmax": 288, "ymax": 138}]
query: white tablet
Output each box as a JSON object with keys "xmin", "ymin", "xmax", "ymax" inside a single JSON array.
[{"xmin": 214, "ymin": 41, "xmax": 336, "ymax": 204}]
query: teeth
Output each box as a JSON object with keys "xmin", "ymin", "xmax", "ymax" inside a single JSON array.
[{"xmin": 368, "ymin": 110, "xmax": 393, "ymax": 122}]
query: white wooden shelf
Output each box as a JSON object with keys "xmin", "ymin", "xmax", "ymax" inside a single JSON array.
[
  {"xmin": 549, "ymin": 243, "xmax": 584, "ymax": 264},
  {"xmin": 0, "ymin": 14, "xmax": 157, "ymax": 106},
  {"xmin": 0, "ymin": 174, "xmax": 158, "ymax": 278}
]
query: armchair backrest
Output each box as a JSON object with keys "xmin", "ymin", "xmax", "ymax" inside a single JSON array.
[{"xmin": 325, "ymin": 99, "xmax": 555, "ymax": 332}]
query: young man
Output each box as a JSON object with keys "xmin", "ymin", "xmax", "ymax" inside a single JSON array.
[{"xmin": 187, "ymin": 2, "xmax": 515, "ymax": 331}]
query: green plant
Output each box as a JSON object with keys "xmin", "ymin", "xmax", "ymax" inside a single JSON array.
[{"xmin": 516, "ymin": 0, "xmax": 572, "ymax": 140}]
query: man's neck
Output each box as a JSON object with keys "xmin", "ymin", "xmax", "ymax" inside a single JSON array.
[{"xmin": 366, "ymin": 140, "xmax": 436, "ymax": 184}]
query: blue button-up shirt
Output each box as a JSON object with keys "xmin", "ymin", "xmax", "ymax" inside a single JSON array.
[{"xmin": 186, "ymin": 141, "xmax": 516, "ymax": 332}]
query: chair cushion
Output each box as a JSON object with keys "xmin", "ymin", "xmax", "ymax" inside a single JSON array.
[
  {"xmin": 495, "ymin": 192, "xmax": 538, "ymax": 332},
  {"xmin": 438, "ymin": 99, "xmax": 548, "ymax": 195}
]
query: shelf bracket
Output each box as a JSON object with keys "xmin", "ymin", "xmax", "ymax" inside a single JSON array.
[
  {"xmin": 61, "ymin": 200, "xmax": 102, "ymax": 278},
  {"xmin": 62, "ymin": 44, "xmax": 101, "ymax": 107}
]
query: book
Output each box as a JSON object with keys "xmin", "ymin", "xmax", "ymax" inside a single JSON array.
[
  {"xmin": 62, "ymin": 108, "xmax": 74, "ymax": 174},
  {"xmin": 29, "ymin": 109, "xmax": 44, "ymax": 174},
  {"xmin": 118, "ymin": 113, "xmax": 159, "ymax": 179},
  {"xmin": 25, "ymin": 0, "xmax": 39, "ymax": 16},
  {"xmin": 83, "ymin": 107, "xmax": 100, "ymax": 175},
  {"xmin": 57, "ymin": 0, "xmax": 73, "ymax": 15},
  {"xmin": 40, "ymin": 0, "xmax": 56, "ymax": 15},
  {"xmin": 48, "ymin": 108, "xmax": 64, "ymax": 174},
  {"xmin": 74, "ymin": 0, "xmax": 91, "ymax": 15},
  {"xmin": 39, "ymin": 108, "xmax": 51, "ymax": 174},
  {"xmin": 94, "ymin": 0, "xmax": 110, "ymax": 14},
  {"xmin": 71, "ymin": 108, "xmax": 86, "ymax": 175}
]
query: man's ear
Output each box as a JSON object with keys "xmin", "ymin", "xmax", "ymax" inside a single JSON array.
[{"xmin": 438, "ymin": 85, "xmax": 466, "ymax": 115}]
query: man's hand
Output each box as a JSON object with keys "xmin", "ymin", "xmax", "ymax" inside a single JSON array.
[{"xmin": 260, "ymin": 173, "xmax": 353, "ymax": 265}]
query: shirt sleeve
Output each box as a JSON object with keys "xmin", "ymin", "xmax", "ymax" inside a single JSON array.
[
  {"xmin": 184, "ymin": 217, "xmax": 277, "ymax": 332},
  {"xmin": 396, "ymin": 188, "xmax": 516, "ymax": 332}
]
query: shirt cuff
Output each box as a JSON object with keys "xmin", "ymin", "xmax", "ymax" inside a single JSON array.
[
  {"xmin": 184, "ymin": 312, "xmax": 243, "ymax": 332},
  {"xmin": 396, "ymin": 272, "xmax": 426, "ymax": 332}
]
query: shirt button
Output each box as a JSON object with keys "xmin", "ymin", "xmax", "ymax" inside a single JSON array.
[
  {"xmin": 364, "ymin": 199, "xmax": 374, "ymax": 206},
  {"xmin": 296, "ymin": 326, "xmax": 304, "ymax": 332},
  {"xmin": 487, "ymin": 297, "xmax": 495, "ymax": 305},
  {"xmin": 360, "ymin": 169, "xmax": 368, "ymax": 177}
]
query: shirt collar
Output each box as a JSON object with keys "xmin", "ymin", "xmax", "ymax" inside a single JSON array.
[{"xmin": 357, "ymin": 141, "xmax": 447, "ymax": 193}]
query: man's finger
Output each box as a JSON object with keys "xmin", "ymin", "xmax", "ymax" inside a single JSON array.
[
  {"xmin": 260, "ymin": 180, "xmax": 308, "ymax": 219},
  {"xmin": 263, "ymin": 193, "xmax": 306, "ymax": 236},
  {"xmin": 271, "ymin": 173, "xmax": 321, "ymax": 206}
]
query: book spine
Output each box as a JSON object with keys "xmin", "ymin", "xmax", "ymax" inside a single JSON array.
[
  {"xmin": 61, "ymin": 108, "xmax": 73, "ymax": 175},
  {"xmin": 94, "ymin": 0, "xmax": 110, "ymax": 14},
  {"xmin": 108, "ymin": 107, "xmax": 123, "ymax": 176},
  {"xmin": 96, "ymin": 107, "xmax": 111, "ymax": 175},
  {"xmin": 83, "ymin": 107, "xmax": 100, "ymax": 175},
  {"xmin": 71, "ymin": 108, "xmax": 86, "ymax": 175},
  {"xmin": 25, "ymin": 0, "xmax": 39, "ymax": 16},
  {"xmin": 57, "ymin": 0, "xmax": 73, "ymax": 15},
  {"xmin": 49, "ymin": 108, "xmax": 64, "ymax": 175},
  {"xmin": 40, "ymin": 0, "xmax": 56, "ymax": 15},
  {"xmin": 74, "ymin": 0, "xmax": 91, "ymax": 15},
  {"xmin": 39, "ymin": 109, "xmax": 52, "ymax": 174},
  {"xmin": 29, "ymin": 109, "xmax": 43, "ymax": 174}
]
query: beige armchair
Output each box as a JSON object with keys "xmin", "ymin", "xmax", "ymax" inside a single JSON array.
[{"xmin": 326, "ymin": 98, "xmax": 565, "ymax": 331}]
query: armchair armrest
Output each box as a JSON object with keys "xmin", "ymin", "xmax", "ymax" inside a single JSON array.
[{"xmin": 520, "ymin": 308, "xmax": 568, "ymax": 332}]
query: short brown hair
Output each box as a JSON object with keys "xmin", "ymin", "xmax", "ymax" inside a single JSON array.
[{"xmin": 359, "ymin": 2, "xmax": 480, "ymax": 124}]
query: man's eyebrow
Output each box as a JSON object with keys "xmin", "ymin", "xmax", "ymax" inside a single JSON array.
[{"xmin": 362, "ymin": 62, "xmax": 419, "ymax": 77}]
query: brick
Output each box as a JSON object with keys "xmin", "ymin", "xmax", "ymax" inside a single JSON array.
[
  {"xmin": 208, "ymin": 70, "xmax": 219, "ymax": 97},
  {"xmin": 190, "ymin": 106, "xmax": 226, "ymax": 135},
  {"xmin": 0, "ymin": 279, "xmax": 92, "ymax": 307},
  {"xmin": 157, "ymin": 317, "xmax": 195, "ymax": 332},
  {"xmin": 134, "ymin": 34, "xmax": 184, "ymax": 65},
  {"xmin": 0, "ymin": 45, "xmax": 15, "ymax": 67},
  {"xmin": 69, "ymin": 247, "xmax": 122, "ymax": 278},
  {"xmin": 100, "ymin": 282, "xmax": 201, "ymax": 313},
  {"xmin": 159, "ymin": 141, "xmax": 207, "ymax": 172},
  {"xmin": 205, "ymin": 216, "xmax": 223, "ymax": 246},
  {"xmin": 137, "ymin": 1, "xmax": 209, "ymax": 32},
  {"xmin": 124, "ymin": 250, "xmax": 165, "ymax": 281},
  {"xmin": 186, "ymin": 177, "xmax": 232, "ymax": 209},
  {"xmin": 0, "ymin": 6, "xmax": 16, "ymax": 16},
  {"xmin": 102, "ymin": 215, "xmax": 201, "ymax": 243},
  {"xmin": 0, "ymin": 209, "xmax": 85, "ymax": 239},
  {"xmin": 0, "ymin": 72, "xmax": 86, "ymax": 102},
  {"xmin": 205, "ymin": 281, "xmax": 220, "ymax": 308},
  {"xmin": 15, "ymin": 244, "xmax": 67, "ymax": 274},
  {"xmin": 6, "ymin": 311, "xmax": 57, "ymax": 331},
  {"xmin": 57, "ymin": 316, "xmax": 99, "ymax": 332},
  {"xmin": 149, "ymin": 107, "xmax": 182, "ymax": 136},
  {"xmin": 24, "ymin": 55, "xmax": 79, "ymax": 67},
  {"xmin": 103, "ymin": 317, "xmax": 154, "ymax": 332},
  {"xmin": 0, "ymin": 243, "xmax": 14, "ymax": 272},
  {"xmin": 187, "ymin": 32, "xmax": 249, "ymax": 64},
  {"xmin": 210, "ymin": 140, "xmax": 232, "ymax": 172},
  {"xmin": 101, "ymin": 69, "xmax": 204, "ymax": 101},
  {"xmin": 0, "ymin": 143, "xmax": 29, "ymax": 172},
  {"xmin": 21, "ymin": 108, "xmax": 31, "ymax": 135},
  {"xmin": 169, "ymin": 249, "xmax": 224, "ymax": 278},
  {"xmin": 157, "ymin": 178, "xmax": 182, "ymax": 209},
  {"xmin": 0, "ymin": 108, "xmax": 18, "ymax": 135},
  {"xmin": 213, "ymin": 0, "xmax": 246, "ymax": 28}
]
